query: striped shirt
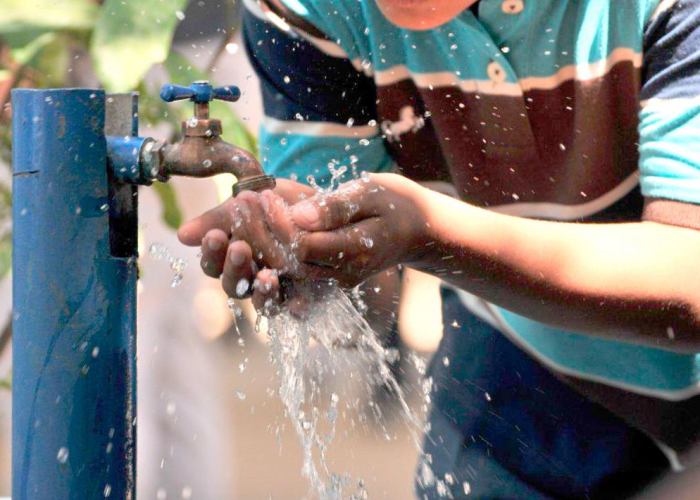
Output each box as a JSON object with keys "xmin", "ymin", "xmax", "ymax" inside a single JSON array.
[{"xmin": 243, "ymin": 0, "xmax": 700, "ymax": 466}]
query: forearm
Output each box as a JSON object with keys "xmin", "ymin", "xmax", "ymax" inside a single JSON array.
[{"xmin": 411, "ymin": 189, "xmax": 700, "ymax": 352}]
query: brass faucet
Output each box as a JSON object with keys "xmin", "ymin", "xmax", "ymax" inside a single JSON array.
[{"xmin": 153, "ymin": 80, "xmax": 275, "ymax": 196}]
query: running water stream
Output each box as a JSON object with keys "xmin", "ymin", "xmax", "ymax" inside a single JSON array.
[
  {"xmin": 265, "ymin": 283, "xmax": 426, "ymax": 499},
  {"xmin": 256, "ymin": 168, "xmax": 436, "ymax": 499}
]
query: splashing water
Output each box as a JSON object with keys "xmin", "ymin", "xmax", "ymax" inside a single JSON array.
[
  {"xmin": 148, "ymin": 243, "xmax": 188, "ymax": 287},
  {"xmin": 264, "ymin": 281, "xmax": 425, "ymax": 499}
]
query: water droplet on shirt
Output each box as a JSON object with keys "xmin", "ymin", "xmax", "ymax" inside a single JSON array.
[
  {"xmin": 104, "ymin": 484, "xmax": 112, "ymax": 497},
  {"xmin": 57, "ymin": 447, "xmax": 69, "ymax": 464},
  {"xmin": 175, "ymin": 10, "xmax": 185, "ymax": 20},
  {"xmin": 283, "ymin": 75, "xmax": 291, "ymax": 84},
  {"xmin": 463, "ymin": 482, "xmax": 471, "ymax": 495},
  {"xmin": 559, "ymin": 143, "xmax": 566, "ymax": 151}
]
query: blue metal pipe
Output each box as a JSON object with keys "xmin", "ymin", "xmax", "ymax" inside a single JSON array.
[{"xmin": 12, "ymin": 89, "xmax": 137, "ymax": 500}]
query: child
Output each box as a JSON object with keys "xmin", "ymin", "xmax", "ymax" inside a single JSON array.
[{"xmin": 179, "ymin": 0, "xmax": 700, "ymax": 497}]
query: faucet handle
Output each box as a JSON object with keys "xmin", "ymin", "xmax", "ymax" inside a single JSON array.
[{"xmin": 160, "ymin": 81, "xmax": 240, "ymax": 104}]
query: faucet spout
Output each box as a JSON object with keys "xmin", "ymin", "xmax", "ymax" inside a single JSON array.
[{"xmin": 159, "ymin": 136, "xmax": 265, "ymax": 180}]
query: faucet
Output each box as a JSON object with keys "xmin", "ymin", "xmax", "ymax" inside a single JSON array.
[{"xmin": 151, "ymin": 80, "xmax": 275, "ymax": 196}]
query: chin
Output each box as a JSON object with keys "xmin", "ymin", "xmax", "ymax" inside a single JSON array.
[{"xmin": 374, "ymin": 0, "xmax": 476, "ymax": 30}]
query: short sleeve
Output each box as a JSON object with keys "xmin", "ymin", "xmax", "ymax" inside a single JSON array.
[
  {"xmin": 639, "ymin": 0, "xmax": 700, "ymax": 229},
  {"xmin": 242, "ymin": 0, "xmax": 393, "ymax": 188}
]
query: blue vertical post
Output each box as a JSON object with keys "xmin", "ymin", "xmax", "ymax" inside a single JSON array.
[{"xmin": 12, "ymin": 89, "xmax": 137, "ymax": 500}]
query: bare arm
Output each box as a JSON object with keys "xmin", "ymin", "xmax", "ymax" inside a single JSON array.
[{"xmin": 290, "ymin": 173, "xmax": 700, "ymax": 353}]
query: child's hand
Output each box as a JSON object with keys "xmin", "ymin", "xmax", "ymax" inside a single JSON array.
[
  {"xmin": 290, "ymin": 173, "xmax": 428, "ymax": 288},
  {"xmin": 178, "ymin": 182, "xmax": 313, "ymax": 313}
]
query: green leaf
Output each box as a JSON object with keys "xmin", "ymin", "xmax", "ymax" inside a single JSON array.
[
  {"xmin": 0, "ymin": 235, "xmax": 11, "ymax": 282},
  {"xmin": 90, "ymin": 0, "xmax": 189, "ymax": 92},
  {"xmin": 9, "ymin": 32, "xmax": 56, "ymax": 66},
  {"xmin": 152, "ymin": 182, "xmax": 183, "ymax": 230},
  {"xmin": 30, "ymin": 33, "xmax": 71, "ymax": 87},
  {"xmin": 0, "ymin": 0, "xmax": 98, "ymax": 34},
  {"xmin": 163, "ymin": 51, "xmax": 258, "ymax": 156}
]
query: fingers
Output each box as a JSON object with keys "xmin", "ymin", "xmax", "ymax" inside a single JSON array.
[
  {"xmin": 251, "ymin": 268, "xmax": 282, "ymax": 314},
  {"xmin": 261, "ymin": 190, "xmax": 296, "ymax": 247},
  {"xmin": 221, "ymin": 240, "xmax": 256, "ymax": 298},
  {"xmin": 301, "ymin": 218, "xmax": 383, "ymax": 267},
  {"xmin": 178, "ymin": 199, "xmax": 234, "ymax": 246},
  {"xmin": 232, "ymin": 191, "xmax": 285, "ymax": 269},
  {"xmin": 200, "ymin": 229, "xmax": 230, "ymax": 278},
  {"xmin": 273, "ymin": 178, "xmax": 317, "ymax": 205},
  {"xmin": 290, "ymin": 180, "xmax": 377, "ymax": 231}
]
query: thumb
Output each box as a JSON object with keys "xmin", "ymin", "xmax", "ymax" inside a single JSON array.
[
  {"xmin": 178, "ymin": 201, "xmax": 233, "ymax": 246},
  {"xmin": 290, "ymin": 182, "xmax": 374, "ymax": 231}
]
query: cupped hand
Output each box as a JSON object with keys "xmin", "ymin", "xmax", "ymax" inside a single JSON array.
[
  {"xmin": 177, "ymin": 179, "xmax": 316, "ymax": 313},
  {"xmin": 289, "ymin": 173, "xmax": 429, "ymax": 288}
]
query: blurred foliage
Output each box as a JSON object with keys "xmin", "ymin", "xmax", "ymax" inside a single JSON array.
[
  {"xmin": 91, "ymin": 0, "xmax": 189, "ymax": 92},
  {"xmin": 0, "ymin": 0, "xmax": 258, "ymax": 371}
]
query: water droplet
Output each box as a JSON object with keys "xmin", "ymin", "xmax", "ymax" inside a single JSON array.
[
  {"xmin": 450, "ymin": 44, "xmax": 458, "ymax": 50},
  {"xmin": 104, "ymin": 484, "xmax": 112, "ymax": 497},
  {"xmin": 236, "ymin": 389, "xmax": 246, "ymax": 400},
  {"xmin": 92, "ymin": 347, "xmax": 100, "ymax": 358},
  {"xmin": 360, "ymin": 171, "xmax": 371, "ymax": 183},
  {"xmin": 667, "ymin": 326, "xmax": 675, "ymax": 340},
  {"xmin": 346, "ymin": 117, "xmax": 355, "ymax": 127},
  {"xmin": 283, "ymin": 75, "xmax": 291, "ymax": 84},
  {"xmin": 559, "ymin": 143, "xmax": 566, "ymax": 151},
  {"xmin": 100, "ymin": 203, "xmax": 109, "ymax": 212},
  {"xmin": 203, "ymin": 159, "xmax": 212, "ymax": 168},
  {"xmin": 463, "ymin": 482, "xmax": 471, "ymax": 495},
  {"xmin": 236, "ymin": 278, "xmax": 249, "ymax": 297},
  {"xmin": 359, "ymin": 138, "xmax": 370, "ymax": 146},
  {"xmin": 187, "ymin": 117, "xmax": 198, "ymax": 128},
  {"xmin": 57, "ymin": 447, "xmax": 69, "ymax": 464},
  {"xmin": 166, "ymin": 402, "xmax": 176, "ymax": 415},
  {"xmin": 175, "ymin": 10, "xmax": 185, "ymax": 20},
  {"xmin": 442, "ymin": 357, "xmax": 450, "ymax": 366},
  {"xmin": 225, "ymin": 43, "xmax": 239, "ymax": 54}
]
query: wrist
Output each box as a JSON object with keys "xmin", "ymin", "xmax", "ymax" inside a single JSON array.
[{"xmin": 401, "ymin": 179, "xmax": 438, "ymax": 267}]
